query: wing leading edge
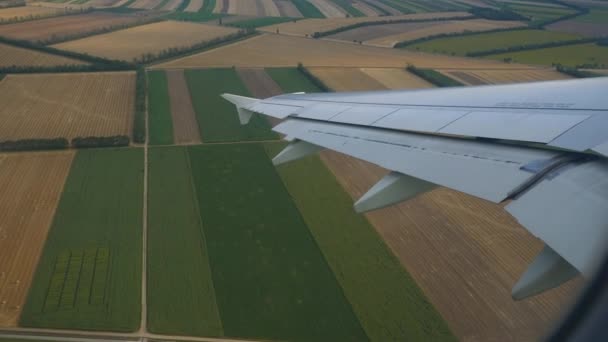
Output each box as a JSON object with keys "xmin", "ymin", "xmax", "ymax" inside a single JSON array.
[{"xmin": 222, "ymin": 77, "xmax": 608, "ymax": 300}]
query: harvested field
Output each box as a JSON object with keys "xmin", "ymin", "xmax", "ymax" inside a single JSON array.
[
  {"xmin": 0, "ymin": 5, "xmax": 61, "ymax": 21},
  {"xmin": 259, "ymin": 11, "xmax": 470, "ymax": 36},
  {"xmin": 236, "ymin": 67, "xmax": 283, "ymax": 98},
  {"xmin": 309, "ymin": 0, "xmax": 347, "ymax": 17},
  {"xmin": 320, "ymin": 153, "xmax": 581, "ymax": 341},
  {"xmin": 129, "ymin": 0, "xmax": 163, "ymax": 9},
  {"xmin": 0, "ymin": 12, "xmax": 142, "ymax": 43},
  {"xmin": 155, "ymin": 33, "xmax": 539, "ymax": 69},
  {"xmin": 274, "ymin": 0, "xmax": 302, "ymax": 17},
  {"xmin": 439, "ymin": 68, "xmax": 571, "ymax": 85},
  {"xmin": 0, "ymin": 42, "xmax": 86, "ymax": 67},
  {"xmin": 166, "ymin": 70, "xmax": 201, "ymax": 144},
  {"xmin": 21, "ymin": 148, "xmax": 143, "ymax": 332},
  {"xmin": 547, "ymin": 19, "xmax": 608, "ymax": 37},
  {"xmin": 360, "ymin": 19, "xmax": 526, "ymax": 47},
  {"xmin": 0, "ymin": 151, "xmax": 74, "ymax": 327},
  {"xmin": 0, "ymin": 72, "xmax": 134, "ymax": 140},
  {"xmin": 309, "ymin": 67, "xmax": 386, "ymax": 90},
  {"xmin": 184, "ymin": 0, "xmax": 203, "ymax": 12},
  {"xmin": 52, "ymin": 21, "xmax": 240, "ymax": 62},
  {"xmin": 360, "ymin": 67, "xmax": 433, "ymax": 88}
]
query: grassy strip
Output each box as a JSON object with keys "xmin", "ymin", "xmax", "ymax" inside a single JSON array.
[
  {"xmin": 394, "ymin": 26, "xmax": 528, "ymax": 48},
  {"xmin": 312, "ymin": 15, "xmax": 474, "ymax": 38},
  {"xmin": 406, "ymin": 65, "xmax": 463, "ymax": 87},
  {"xmin": 184, "ymin": 68, "xmax": 277, "ymax": 142},
  {"xmin": 0, "ymin": 36, "xmax": 134, "ymax": 70},
  {"xmin": 468, "ymin": 36, "xmax": 606, "ymax": 57},
  {"xmin": 147, "ymin": 146, "xmax": 223, "ymax": 336},
  {"xmin": 291, "ymin": 0, "xmax": 325, "ymax": 18},
  {"xmin": 407, "ymin": 29, "xmax": 581, "ymax": 56},
  {"xmin": 227, "ymin": 16, "xmax": 297, "ymax": 29},
  {"xmin": 328, "ymin": 0, "xmax": 365, "ymax": 16},
  {"xmin": 266, "ymin": 67, "xmax": 324, "ymax": 93},
  {"xmin": 295, "ymin": 63, "xmax": 333, "ymax": 91},
  {"xmin": 264, "ymin": 144, "xmax": 456, "ymax": 342},
  {"xmin": 188, "ymin": 144, "xmax": 367, "ymax": 341},
  {"xmin": 133, "ymin": 68, "xmax": 146, "ymax": 143},
  {"xmin": 147, "ymin": 71, "xmax": 174, "ymax": 145},
  {"xmin": 21, "ymin": 148, "xmax": 143, "ymax": 332}
]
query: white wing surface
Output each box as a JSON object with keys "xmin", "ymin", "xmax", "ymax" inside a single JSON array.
[{"xmin": 222, "ymin": 77, "xmax": 608, "ymax": 299}]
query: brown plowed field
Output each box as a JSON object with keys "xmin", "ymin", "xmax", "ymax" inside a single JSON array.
[
  {"xmin": 362, "ymin": 19, "xmax": 526, "ymax": 47},
  {"xmin": 0, "ymin": 5, "xmax": 61, "ymax": 21},
  {"xmin": 320, "ymin": 152, "xmax": 581, "ymax": 341},
  {"xmin": 0, "ymin": 151, "xmax": 74, "ymax": 327},
  {"xmin": 316, "ymin": 67, "xmax": 581, "ymax": 341},
  {"xmin": 439, "ymin": 68, "xmax": 571, "ymax": 85},
  {"xmin": 154, "ymin": 34, "xmax": 539, "ymax": 69},
  {"xmin": 165, "ymin": 70, "xmax": 202, "ymax": 144},
  {"xmin": 309, "ymin": 67, "xmax": 386, "ymax": 90},
  {"xmin": 0, "ymin": 72, "xmax": 135, "ymax": 140},
  {"xmin": 274, "ymin": 0, "xmax": 301, "ymax": 17},
  {"xmin": 0, "ymin": 42, "xmax": 86, "ymax": 67},
  {"xmin": 259, "ymin": 12, "xmax": 470, "ymax": 37},
  {"xmin": 360, "ymin": 67, "xmax": 433, "ymax": 88},
  {"xmin": 52, "ymin": 21, "xmax": 240, "ymax": 62},
  {"xmin": 0, "ymin": 12, "xmax": 142, "ymax": 43}
]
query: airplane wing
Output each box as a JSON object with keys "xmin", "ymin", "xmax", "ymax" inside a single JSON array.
[{"xmin": 222, "ymin": 77, "xmax": 608, "ymax": 300}]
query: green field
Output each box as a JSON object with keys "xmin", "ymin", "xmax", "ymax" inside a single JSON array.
[
  {"xmin": 507, "ymin": 3, "xmax": 575, "ymax": 24},
  {"xmin": 264, "ymin": 145, "xmax": 455, "ymax": 342},
  {"xmin": 574, "ymin": 9, "xmax": 608, "ymax": 23},
  {"xmin": 266, "ymin": 67, "xmax": 322, "ymax": 93},
  {"xmin": 488, "ymin": 42, "xmax": 608, "ymax": 67},
  {"xmin": 407, "ymin": 29, "xmax": 580, "ymax": 56},
  {"xmin": 188, "ymin": 144, "xmax": 367, "ymax": 341},
  {"xmin": 184, "ymin": 68, "xmax": 277, "ymax": 142},
  {"xmin": 147, "ymin": 146, "xmax": 222, "ymax": 336},
  {"xmin": 292, "ymin": 0, "xmax": 324, "ymax": 17},
  {"xmin": 148, "ymin": 71, "xmax": 173, "ymax": 145},
  {"xmin": 21, "ymin": 148, "xmax": 143, "ymax": 332}
]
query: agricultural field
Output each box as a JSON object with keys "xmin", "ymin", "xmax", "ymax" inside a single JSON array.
[
  {"xmin": 20, "ymin": 148, "xmax": 143, "ymax": 331},
  {"xmin": 52, "ymin": 21, "xmax": 240, "ymax": 62},
  {"xmin": 0, "ymin": 12, "xmax": 143, "ymax": 44},
  {"xmin": 407, "ymin": 29, "xmax": 582, "ymax": 56},
  {"xmin": 359, "ymin": 67, "xmax": 433, "ymax": 88},
  {"xmin": 309, "ymin": 66, "xmax": 386, "ymax": 90},
  {"xmin": 265, "ymin": 66, "xmax": 323, "ymax": 92},
  {"xmin": 329, "ymin": 19, "xmax": 526, "ymax": 47},
  {"xmin": 236, "ymin": 67, "xmax": 283, "ymax": 98},
  {"xmin": 487, "ymin": 42, "xmax": 608, "ymax": 67},
  {"xmin": 259, "ymin": 12, "xmax": 471, "ymax": 37},
  {"xmin": 307, "ymin": 0, "xmax": 347, "ymax": 17},
  {"xmin": 184, "ymin": 0, "xmax": 203, "ymax": 12},
  {"xmin": 147, "ymin": 146, "xmax": 221, "ymax": 336},
  {"xmin": 165, "ymin": 69, "xmax": 201, "ymax": 144},
  {"xmin": 187, "ymin": 144, "xmax": 367, "ymax": 340},
  {"xmin": 184, "ymin": 68, "xmax": 277, "ymax": 142},
  {"xmin": 0, "ymin": 42, "xmax": 86, "ymax": 67},
  {"xmin": 438, "ymin": 68, "xmax": 571, "ymax": 85},
  {"xmin": 0, "ymin": 151, "xmax": 74, "ymax": 327},
  {"xmin": 155, "ymin": 33, "xmax": 533, "ymax": 69},
  {"xmin": 0, "ymin": 72, "xmax": 135, "ymax": 140},
  {"xmin": 0, "ymin": 5, "xmax": 62, "ymax": 22},
  {"xmin": 275, "ymin": 0, "xmax": 303, "ymax": 17},
  {"xmin": 147, "ymin": 70, "xmax": 173, "ymax": 145},
  {"xmin": 128, "ymin": 0, "xmax": 163, "ymax": 9},
  {"xmin": 213, "ymin": 0, "xmax": 283, "ymax": 17},
  {"xmin": 507, "ymin": 3, "xmax": 576, "ymax": 24},
  {"xmin": 546, "ymin": 9, "xmax": 608, "ymax": 37}
]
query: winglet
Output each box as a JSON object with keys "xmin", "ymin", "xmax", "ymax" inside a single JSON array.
[{"xmin": 221, "ymin": 93, "xmax": 258, "ymax": 124}]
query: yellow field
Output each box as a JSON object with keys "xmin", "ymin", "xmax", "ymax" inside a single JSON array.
[
  {"xmin": 154, "ymin": 34, "xmax": 542, "ymax": 69},
  {"xmin": 0, "ymin": 151, "xmax": 74, "ymax": 327},
  {"xmin": 0, "ymin": 5, "xmax": 61, "ymax": 21},
  {"xmin": 366, "ymin": 19, "xmax": 526, "ymax": 47},
  {"xmin": 439, "ymin": 68, "xmax": 571, "ymax": 85},
  {"xmin": 309, "ymin": 67, "xmax": 386, "ymax": 91},
  {"xmin": 52, "ymin": 21, "xmax": 240, "ymax": 62},
  {"xmin": 0, "ymin": 42, "xmax": 86, "ymax": 67},
  {"xmin": 259, "ymin": 12, "xmax": 470, "ymax": 37},
  {"xmin": 0, "ymin": 72, "xmax": 135, "ymax": 140},
  {"xmin": 360, "ymin": 67, "xmax": 434, "ymax": 88}
]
